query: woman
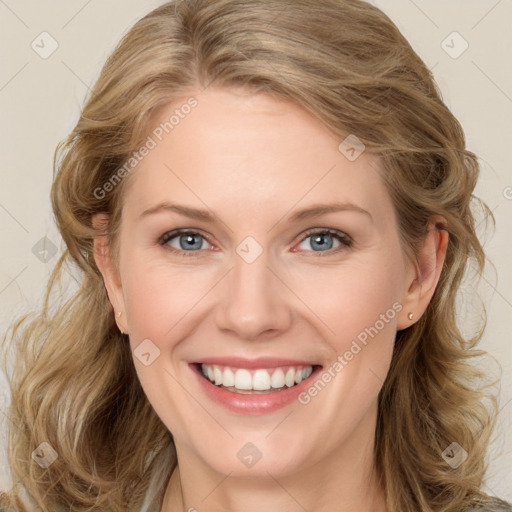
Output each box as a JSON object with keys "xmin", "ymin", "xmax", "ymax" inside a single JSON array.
[{"xmin": 1, "ymin": 0, "xmax": 510, "ymax": 510}]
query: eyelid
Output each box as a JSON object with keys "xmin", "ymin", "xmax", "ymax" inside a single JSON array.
[
  {"xmin": 158, "ymin": 227, "xmax": 353, "ymax": 257},
  {"xmin": 298, "ymin": 227, "xmax": 352, "ymax": 246},
  {"xmin": 159, "ymin": 228, "xmax": 215, "ymax": 249}
]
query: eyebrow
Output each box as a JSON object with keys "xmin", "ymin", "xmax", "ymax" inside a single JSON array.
[{"xmin": 139, "ymin": 201, "xmax": 372, "ymax": 223}]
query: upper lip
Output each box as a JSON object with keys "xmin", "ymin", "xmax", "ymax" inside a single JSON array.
[{"xmin": 191, "ymin": 356, "xmax": 321, "ymax": 369}]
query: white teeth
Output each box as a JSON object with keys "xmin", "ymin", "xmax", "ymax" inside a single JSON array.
[
  {"xmin": 200, "ymin": 364, "xmax": 314, "ymax": 391},
  {"xmin": 213, "ymin": 366, "xmax": 223, "ymax": 385},
  {"xmin": 252, "ymin": 369, "xmax": 271, "ymax": 390},
  {"xmin": 234, "ymin": 369, "xmax": 252, "ymax": 390},
  {"xmin": 223, "ymin": 368, "xmax": 235, "ymax": 387},
  {"xmin": 285, "ymin": 368, "xmax": 295, "ymax": 387},
  {"xmin": 271, "ymin": 368, "xmax": 285, "ymax": 388}
]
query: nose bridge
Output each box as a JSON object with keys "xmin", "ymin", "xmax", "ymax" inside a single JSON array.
[{"xmin": 215, "ymin": 246, "xmax": 291, "ymax": 340}]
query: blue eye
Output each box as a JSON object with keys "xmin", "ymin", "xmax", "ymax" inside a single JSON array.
[
  {"xmin": 159, "ymin": 230, "xmax": 211, "ymax": 256},
  {"xmin": 159, "ymin": 228, "xmax": 352, "ymax": 258},
  {"xmin": 297, "ymin": 229, "xmax": 352, "ymax": 254}
]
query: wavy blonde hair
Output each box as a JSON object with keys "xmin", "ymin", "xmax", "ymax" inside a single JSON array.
[{"xmin": 1, "ymin": 0, "xmax": 510, "ymax": 511}]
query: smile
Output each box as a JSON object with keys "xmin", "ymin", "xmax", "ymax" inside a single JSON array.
[
  {"xmin": 190, "ymin": 359, "xmax": 323, "ymax": 415},
  {"xmin": 200, "ymin": 364, "xmax": 314, "ymax": 393}
]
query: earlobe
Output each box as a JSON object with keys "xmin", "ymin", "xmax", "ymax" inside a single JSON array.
[
  {"xmin": 92, "ymin": 213, "xmax": 127, "ymax": 332},
  {"xmin": 397, "ymin": 216, "xmax": 449, "ymax": 330}
]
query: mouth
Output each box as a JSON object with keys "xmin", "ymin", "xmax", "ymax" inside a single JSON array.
[
  {"xmin": 195, "ymin": 363, "xmax": 318, "ymax": 394},
  {"xmin": 189, "ymin": 360, "xmax": 323, "ymax": 414}
]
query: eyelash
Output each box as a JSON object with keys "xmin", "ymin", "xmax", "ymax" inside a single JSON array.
[{"xmin": 158, "ymin": 228, "xmax": 353, "ymax": 258}]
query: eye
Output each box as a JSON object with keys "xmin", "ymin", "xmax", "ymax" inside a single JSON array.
[
  {"xmin": 158, "ymin": 228, "xmax": 353, "ymax": 258},
  {"xmin": 294, "ymin": 228, "xmax": 353, "ymax": 255},
  {"xmin": 159, "ymin": 229, "xmax": 212, "ymax": 257}
]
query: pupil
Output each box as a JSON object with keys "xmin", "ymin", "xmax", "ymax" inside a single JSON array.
[
  {"xmin": 182, "ymin": 234, "xmax": 201, "ymax": 250},
  {"xmin": 313, "ymin": 234, "xmax": 332, "ymax": 250}
]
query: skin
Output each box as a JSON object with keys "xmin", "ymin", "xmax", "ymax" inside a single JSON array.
[{"xmin": 93, "ymin": 86, "xmax": 449, "ymax": 512}]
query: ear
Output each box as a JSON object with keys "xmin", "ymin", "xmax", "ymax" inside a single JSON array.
[
  {"xmin": 92, "ymin": 213, "xmax": 127, "ymax": 334},
  {"xmin": 396, "ymin": 215, "xmax": 449, "ymax": 330}
]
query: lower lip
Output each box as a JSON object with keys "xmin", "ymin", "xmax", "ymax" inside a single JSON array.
[{"xmin": 190, "ymin": 364, "xmax": 322, "ymax": 415}]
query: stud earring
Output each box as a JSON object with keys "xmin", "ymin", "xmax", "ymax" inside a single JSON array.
[
  {"xmin": 116, "ymin": 311, "xmax": 126, "ymax": 334},
  {"xmin": 408, "ymin": 312, "xmax": 414, "ymax": 320}
]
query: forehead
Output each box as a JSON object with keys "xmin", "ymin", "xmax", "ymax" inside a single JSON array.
[{"xmin": 121, "ymin": 87, "xmax": 393, "ymax": 227}]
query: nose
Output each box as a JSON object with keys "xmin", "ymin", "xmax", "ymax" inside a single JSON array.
[{"xmin": 214, "ymin": 251, "xmax": 293, "ymax": 341}]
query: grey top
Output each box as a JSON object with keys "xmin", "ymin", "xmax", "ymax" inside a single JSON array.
[{"xmin": 474, "ymin": 497, "xmax": 512, "ymax": 511}]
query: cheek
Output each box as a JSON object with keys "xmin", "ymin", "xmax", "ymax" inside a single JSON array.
[
  {"xmin": 122, "ymin": 254, "xmax": 210, "ymax": 338},
  {"xmin": 290, "ymin": 261, "xmax": 403, "ymax": 450},
  {"xmin": 291, "ymin": 257, "xmax": 404, "ymax": 345},
  {"xmin": 294, "ymin": 255, "xmax": 403, "ymax": 412},
  {"xmin": 119, "ymin": 256, "xmax": 205, "ymax": 436}
]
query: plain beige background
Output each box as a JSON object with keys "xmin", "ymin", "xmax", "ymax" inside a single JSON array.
[{"xmin": 0, "ymin": 0, "xmax": 511, "ymax": 502}]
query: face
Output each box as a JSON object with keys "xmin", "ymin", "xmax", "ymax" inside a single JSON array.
[{"xmin": 102, "ymin": 87, "xmax": 416, "ymax": 479}]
